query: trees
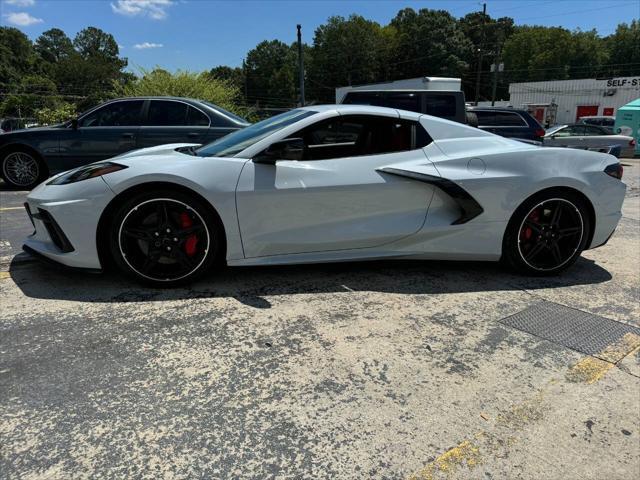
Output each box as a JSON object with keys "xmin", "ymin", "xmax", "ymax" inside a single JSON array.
[
  {"xmin": 114, "ymin": 68, "xmax": 249, "ymax": 118},
  {"xmin": 605, "ymin": 20, "xmax": 640, "ymax": 77},
  {"xmin": 244, "ymin": 40, "xmax": 298, "ymax": 108},
  {"xmin": 34, "ymin": 28, "xmax": 74, "ymax": 63},
  {"xmin": 309, "ymin": 14, "xmax": 388, "ymax": 100},
  {"xmin": 389, "ymin": 8, "xmax": 473, "ymax": 80}
]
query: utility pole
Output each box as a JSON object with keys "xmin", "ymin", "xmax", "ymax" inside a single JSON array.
[
  {"xmin": 474, "ymin": 3, "xmax": 486, "ymax": 105},
  {"xmin": 297, "ymin": 24, "xmax": 305, "ymax": 107},
  {"xmin": 491, "ymin": 37, "xmax": 502, "ymax": 106},
  {"xmin": 242, "ymin": 59, "xmax": 248, "ymax": 102}
]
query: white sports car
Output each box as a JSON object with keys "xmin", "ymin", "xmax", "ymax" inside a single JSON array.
[{"xmin": 23, "ymin": 105, "xmax": 625, "ymax": 286}]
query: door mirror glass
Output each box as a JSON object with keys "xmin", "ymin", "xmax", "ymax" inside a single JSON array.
[{"xmin": 254, "ymin": 137, "xmax": 304, "ymax": 164}]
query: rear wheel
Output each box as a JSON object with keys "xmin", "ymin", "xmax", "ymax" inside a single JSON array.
[
  {"xmin": 503, "ymin": 191, "xmax": 590, "ymax": 275},
  {"xmin": 109, "ymin": 190, "xmax": 221, "ymax": 286},
  {"xmin": 1, "ymin": 148, "xmax": 45, "ymax": 189}
]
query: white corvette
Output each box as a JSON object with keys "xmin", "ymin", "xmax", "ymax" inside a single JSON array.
[{"xmin": 23, "ymin": 105, "xmax": 625, "ymax": 286}]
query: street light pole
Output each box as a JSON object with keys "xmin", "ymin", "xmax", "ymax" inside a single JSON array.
[{"xmin": 297, "ymin": 24, "xmax": 305, "ymax": 107}]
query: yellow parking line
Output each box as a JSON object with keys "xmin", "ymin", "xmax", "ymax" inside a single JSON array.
[
  {"xmin": 566, "ymin": 332, "xmax": 640, "ymax": 384},
  {"xmin": 0, "ymin": 271, "xmax": 11, "ymax": 280},
  {"xmin": 408, "ymin": 440, "xmax": 482, "ymax": 480},
  {"xmin": 0, "ymin": 206, "xmax": 24, "ymax": 211}
]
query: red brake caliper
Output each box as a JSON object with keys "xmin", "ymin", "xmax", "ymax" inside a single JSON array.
[
  {"xmin": 179, "ymin": 212, "xmax": 198, "ymax": 256},
  {"xmin": 521, "ymin": 209, "xmax": 539, "ymax": 242}
]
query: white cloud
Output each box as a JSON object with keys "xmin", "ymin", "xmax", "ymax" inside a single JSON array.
[
  {"xmin": 5, "ymin": 0, "xmax": 36, "ymax": 7},
  {"xmin": 133, "ymin": 42, "xmax": 163, "ymax": 49},
  {"xmin": 111, "ymin": 0, "xmax": 174, "ymax": 20},
  {"xmin": 3, "ymin": 12, "xmax": 43, "ymax": 26}
]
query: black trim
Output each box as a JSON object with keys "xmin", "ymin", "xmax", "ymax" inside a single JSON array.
[
  {"xmin": 377, "ymin": 167, "xmax": 484, "ymax": 224},
  {"xmin": 22, "ymin": 245, "xmax": 102, "ymax": 274},
  {"xmin": 33, "ymin": 208, "xmax": 75, "ymax": 253}
]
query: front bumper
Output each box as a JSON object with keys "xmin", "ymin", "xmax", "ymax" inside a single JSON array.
[{"xmin": 22, "ymin": 177, "xmax": 115, "ymax": 270}]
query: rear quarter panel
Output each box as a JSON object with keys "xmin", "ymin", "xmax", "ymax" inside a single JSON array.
[{"xmin": 425, "ymin": 138, "xmax": 613, "ymax": 224}]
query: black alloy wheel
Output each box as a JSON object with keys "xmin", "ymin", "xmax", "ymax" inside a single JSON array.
[
  {"xmin": 503, "ymin": 191, "xmax": 590, "ymax": 275},
  {"xmin": 110, "ymin": 192, "xmax": 220, "ymax": 286}
]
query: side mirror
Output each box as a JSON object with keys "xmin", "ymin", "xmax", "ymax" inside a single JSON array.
[
  {"xmin": 254, "ymin": 137, "xmax": 304, "ymax": 164},
  {"xmin": 71, "ymin": 118, "xmax": 79, "ymax": 129}
]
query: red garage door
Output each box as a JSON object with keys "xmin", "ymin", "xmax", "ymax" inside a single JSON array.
[{"xmin": 576, "ymin": 105, "xmax": 598, "ymax": 121}]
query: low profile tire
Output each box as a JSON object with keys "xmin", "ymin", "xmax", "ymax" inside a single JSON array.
[
  {"xmin": 1, "ymin": 148, "xmax": 46, "ymax": 190},
  {"xmin": 108, "ymin": 190, "xmax": 222, "ymax": 287},
  {"xmin": 503, "ymin": 190, "xmax": 591, "ymax": 275}
]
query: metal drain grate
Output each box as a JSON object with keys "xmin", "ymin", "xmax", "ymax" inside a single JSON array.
[{"xmin": 500, "ymin": 302, "xmax": 640, "ymax": 358}]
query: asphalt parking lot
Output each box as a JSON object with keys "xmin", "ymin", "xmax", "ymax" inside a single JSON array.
[{"xmin": 1, "ymin": 161, "xmax": 639, "ymax": 479}]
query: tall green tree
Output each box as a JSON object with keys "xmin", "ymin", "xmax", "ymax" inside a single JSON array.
[
  {"xmin": 244, "ymin": 40, "xmax": 297, "ymax": 107},
  {"xmin": 389, "ymin": 8, "xmax": 473, "ymax": 80},
  {"xmin": 35, "ymin": 28, "xmax": 74, "ymax": 63},
  {"xmin": 605, "ymin": 20, "xmax": 640, "ymax": 76},
  {"xmin": 308, "ymin": 15, "xmax": 388, "ymax": 102}
]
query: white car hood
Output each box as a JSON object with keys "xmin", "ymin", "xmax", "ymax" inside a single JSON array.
[{"xmin": 112, "ymin": 143, "xmax": 202, "ymax": 160}]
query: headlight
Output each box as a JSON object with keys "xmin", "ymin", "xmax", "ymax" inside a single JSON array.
[{"xmin": 48, "ymin": 162, "xmax": 128, "ymax": 185}]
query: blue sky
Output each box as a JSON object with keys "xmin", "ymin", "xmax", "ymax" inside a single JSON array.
[{"xmin": 1, "ymin": 0, "xmax": 639, "ymax": 73}]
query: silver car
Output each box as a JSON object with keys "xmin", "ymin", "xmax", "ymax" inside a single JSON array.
[{"xmin": 543, "ymin": 124, "xmax": 635, "ymax": 157}]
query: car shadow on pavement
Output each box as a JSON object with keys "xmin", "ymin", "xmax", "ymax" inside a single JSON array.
[{"xmin": 9, "ymin": 255, "xmax": 612, "ymax": 308}]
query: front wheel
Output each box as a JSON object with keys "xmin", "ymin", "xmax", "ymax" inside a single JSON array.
[
  {"xmin": 1, "ymin": 149, "xmax": 45, "ymax": 189},
  {"xmin": 503, "ymin": 191, "xmax": 591, "ymax": 275},
  {"xmin": 109, "ymin": 190, "xmax": 221, "ymax": 287}
]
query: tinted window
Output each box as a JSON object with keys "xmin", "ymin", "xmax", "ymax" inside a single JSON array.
[
  {"xmin": 81, "ymin": 101, "xmax": 143, "ymax": 127},
  {"xmin": 583, "ymin": 125, "xmax": 606, "ymax": 136},
  {"xmin": 147, "ymin": 101, "xmax": 188, "ymax": 126},
  {"xmin": 494, "ymin": 111, "xmax": 527, "ymax": 126},
  {"xmin": 293, "ymin": 115, "xmax": 431, "ymax": 161},
  {"xmin": 474, "ymin": 110, "xmax": 496, "ymax": 126},
  {"xmin": 186, "ymin": 106, "xmax": 210, "ymax": 126},
  {"xmin": 342, "ymin": 92, "xmax": 383, "ymax": 106},
  {"xmin": 385, "ymin": 93, "xmax": 421, "ymax": 113},
  {"xmin": 426, "ymin": 94, "xmax": 456, "ymax": 118}
]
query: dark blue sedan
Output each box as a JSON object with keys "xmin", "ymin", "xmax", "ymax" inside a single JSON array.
[{"xmin": 0, "ymin": 97, "xmax": 249, "ymax": 189}]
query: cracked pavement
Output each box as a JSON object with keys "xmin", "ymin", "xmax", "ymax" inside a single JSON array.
[{"xmin": 1, "ymin": 160, "xmax": 639, "ymax": 479}]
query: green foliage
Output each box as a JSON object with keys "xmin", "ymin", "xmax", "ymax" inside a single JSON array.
[
  {"xmin": 114, "ymin": 68, "xmax": 251, "ymax": 118},
  {"xmin": 310, "ymin": 14, "xmax": 388, "ymax": 96},
  {"xmin": 605, "ymin": 20, "xmax": 640, "ymax": 76},
  {"xmin": 389, "ymin": 9, "xmax": 473, "ymax": 79},
  {"xmin": 245, "ymin": 40, "xmax": 298, "ymax": 107},
  {"xmin": 34, "ymin": 102, "xmax": 77, "ymax": 125}
]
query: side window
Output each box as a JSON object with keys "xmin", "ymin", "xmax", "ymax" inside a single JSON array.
[
  {"xmin": 494, "ymin": 112, "xmax": 527, "ymax": 126},
  {"xmin": 342, "ymin": 92, "xmax": 383, "ymax": 106},
  {"xmin": 474, "ymin": 110, "xmax": 495, "ymax": 126},
  {"xmin": 385, "ymin": 93, "xmax": 421, "ymax": 113},
  {"xmin": 186, "ymin": 106, "xmax": 210, "ymax": 126},
  {"xmin": 147, "ymin": 101, "xmax": 188, "ymax": 126},
  {"xmin": 583, "ymin": 126, "xmax": 605, "ymax": 136},
  {"xmin": 425, "ymin": 94, "xmax": 456, "ymax": 119},
  {"xmin": 80, "ymin": 101, "xmax": 144, "ymax": 127},
  {"xmin": 292, "ymin": 115, "xmax": 431, "ymax": 161}
]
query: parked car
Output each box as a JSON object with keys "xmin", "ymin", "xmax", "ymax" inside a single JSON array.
[
  {"xmin": 543, "ymin": 124, "xmax": 635, "ymax": 158},
  {"xmin": 340, "ymin": 90, "xmax": 467, "ymax": 124},
  {"xmin": 466, "ymin": 107, "xmax": 546, "ymax": 142},
  {"xmin": 23, "ymin": 105, "xmax": 624, "ymax": 286},
  {"xmin": 578, "ymin": 115, "xmax": 615, "ymax": 130},
  {"xmin": 0, "ymin": 97, "xmax": 249, "ymax": 189}
]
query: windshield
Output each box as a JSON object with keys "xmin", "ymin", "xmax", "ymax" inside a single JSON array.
[
  {"xmin": 196, "ymin": 109, "xmax": 317, "ymax": 158},
  {"xmin": 545, "ymin": 125, "xmax": 565, "ymax": 135}
]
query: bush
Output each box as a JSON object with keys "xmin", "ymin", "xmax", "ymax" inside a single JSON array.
[
  {"xmin": 34, "ymin": 102, "xmax": 76, "ymax": 125},
  {"xmin": 114, "ymin": 68, "xmax": 254, "ymax": 120}
]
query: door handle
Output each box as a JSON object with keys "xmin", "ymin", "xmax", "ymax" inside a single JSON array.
[
  {"xmin": 187, "ymin": 132, "xmax": 200, "ymax": 138},
  {"xmin": 121, "ymin": 133, "xmax": 135, "ymax": 139}
]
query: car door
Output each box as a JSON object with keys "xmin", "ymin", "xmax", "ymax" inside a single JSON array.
[
  {"xmin": 235, "ymin": 113, "xmax": 436, "ymax": 258},
  {"xmin": 57, "ymin": 100, "xmax": 143, "ymax": 170},
  {"xmin": 137, "ymin": 100, "xmax": 211, "ymax": 148},
  {"xmin": 581, "ymin": 125, "xmax": 614, "ymax": 148}
]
